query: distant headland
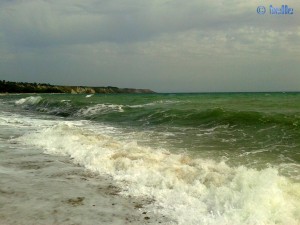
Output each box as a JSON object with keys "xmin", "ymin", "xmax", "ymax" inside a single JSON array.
[{"xmin": 0, "ymin": 80, "xmax": 155, "ymax": 94}]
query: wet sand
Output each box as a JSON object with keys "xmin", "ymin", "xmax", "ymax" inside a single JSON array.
[{"xmin": 0, "ymin": 139, "xmax": 168, "ymax": 225}]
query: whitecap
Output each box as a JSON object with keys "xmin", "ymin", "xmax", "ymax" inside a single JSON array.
[
  {"xmin": 19, "ymin": 123, "xmax": 300, "ymax": 225},
  {"xmin": 15, "ymin": 96, "xmax": 43, "ymax": 106},
  {"xmin": 75, "ymin": 104, "xmax": 124, "ymax": 116}
]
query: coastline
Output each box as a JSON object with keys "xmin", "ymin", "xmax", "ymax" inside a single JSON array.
[
  {"xmin": 0, "ymin": 142, "xmax": 167, "ymax": 225},
  {"xmin": 0, "ymin": 81, "xmax": 156, "ymax": 94},
  {"xmin": 1, "ymin": 92, "xmax": 299, "ymax": 225}
]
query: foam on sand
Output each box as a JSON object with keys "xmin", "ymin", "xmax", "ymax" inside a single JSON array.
[
  {"xmin": 20, "ymin": 122, "xmax": 300, "ymax": 225},
  {"xmin": 0, "ymin": 113, "xmax": 166, "ymax": 225}
]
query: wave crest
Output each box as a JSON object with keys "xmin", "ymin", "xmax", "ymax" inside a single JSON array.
[
  {"xmin": 75, "ymin": 104, "xmax": 124, "ymax": 117},
  {"xmin": 19, "ymin": 123, "xmax": 300, "ymax": 225},
  {"xmin": 15, "ymin": 96, "xmax": 43, "ymax": 106}
]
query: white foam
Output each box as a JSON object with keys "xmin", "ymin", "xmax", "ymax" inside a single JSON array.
[
  {"xmin": 19, "ymin": 123, "xmax": 300, "ymax": 225},
  {"xmin": 75, "ymin": 100, "xmax": 182, "ymax": 116},
  {"xmin": 15, "ymin": 96, "xmax": 43, "ymax": 105},
  {"xmin": 279, "ymin": 163, "xmax": 300, "ymax": 181},
  {"xmin": 75, "ymin": 104, "xmax": 124, "ymax": 116},
  {"xmin": 128, "ymin": 100, "xmax": 182, "ymax": 108},
  {"xmin": 128, "ymin": 102, "xmax": 157, "ymax": 108}
]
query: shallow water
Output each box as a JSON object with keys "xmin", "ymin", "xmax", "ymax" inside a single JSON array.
[
  {"xmin": 0, "ymin": 101, "xmax": 166, "ymax": 225},
  {"xmin": 0, "ymin": 93, "xmax": 299, "ymax": 225}
]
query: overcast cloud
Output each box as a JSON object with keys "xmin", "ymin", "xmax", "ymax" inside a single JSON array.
[{"xmin": 0, "ymin": 0, "xmax": 299, "ymax": 92}]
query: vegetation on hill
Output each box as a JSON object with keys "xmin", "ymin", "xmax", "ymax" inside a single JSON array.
[{"xmin": 0, "ymin": 80, "xmax": 155, "ymax": 94}]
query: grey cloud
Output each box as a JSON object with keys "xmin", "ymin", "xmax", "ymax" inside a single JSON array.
[
  {"xmin": 1, "ymin": 0, "xmax": 299, "ymax": 48},
  {"xmin": 0, "ymin": 0, "xmax": 299, "ymax": 92}
]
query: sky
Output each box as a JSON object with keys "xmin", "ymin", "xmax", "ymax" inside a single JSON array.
[{"xmin": 0, "ymin": 0, "xmax": 299, "ymax": 92}]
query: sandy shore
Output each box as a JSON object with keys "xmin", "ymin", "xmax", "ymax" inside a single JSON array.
[{"xmin": 0, "ymin": 139, "xmax": 168, "ymax": 225}]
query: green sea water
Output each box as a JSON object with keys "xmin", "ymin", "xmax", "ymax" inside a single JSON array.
[
  {"xmin": 1, "ymin": 92, "xmax": 299, "ymax": 224},
  {"xmin": 4, "ymin": 93, "xmax": 300, "ymax": 175}
]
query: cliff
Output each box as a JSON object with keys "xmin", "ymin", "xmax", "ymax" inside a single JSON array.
[{"xmin": 0, "ymin": 80, "xmax": 155, "ymax": 94}]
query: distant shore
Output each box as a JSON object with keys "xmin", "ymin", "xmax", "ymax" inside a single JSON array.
[{"xmin": 0, "ymin": 80, "xmax": 155, "ymax": 94}]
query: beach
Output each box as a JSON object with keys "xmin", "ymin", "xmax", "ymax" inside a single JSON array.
[
  {"xmin": 0, "ymin": 102, "xmax": 167, "ymax": 225},
  {"xmin": 0, "ymin": 93, "xmax": 299, "ymax": 225}
]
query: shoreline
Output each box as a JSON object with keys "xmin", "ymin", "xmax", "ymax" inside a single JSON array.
[
  {"xmin": 0, "ymin": 81, "xmax": 156, "ymax": 94},
  {"xmin": 0, "ymin": 139, "xmax": 168, "ymax": 225},
  {"xmin": 2, "ymin": 93, "xmax": 299, "ymax": 225}
]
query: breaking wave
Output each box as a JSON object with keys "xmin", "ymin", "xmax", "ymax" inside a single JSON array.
[
  {"xmin": 12, "ymin": 96, "xmax": 300, "ymax": 130},
  {"xmin": 19, "ymin": 122, "xmax": 300, "ymax": 225},
  {"xmin": 75, "ymin": 104, "xmax": 124, "ymax": 116},
  {"xmin": 15, "ymin": 96, "xmax": 43, "ymax": 106}
]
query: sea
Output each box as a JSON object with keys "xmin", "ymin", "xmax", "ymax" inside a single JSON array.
[{"xmin": 0, "ymin": 93, "xmax": 299, "ymax": 225}]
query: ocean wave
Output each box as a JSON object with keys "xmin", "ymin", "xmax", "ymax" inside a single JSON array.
[
  {"xmin": 15, "ymin": 96, "xmax": 43, "ymax": 106},
  {"xmin": 127, "ymin": 102, "xmax": 157, "ymax": 108},
  {"xmin": 12, "ymin": 95, "xmax": 300, "ymax": 130},
  {"xmin": 19, "ymin": 122, "xmax": 300, "ymax": 225},
  {"xmin": 127, "ymin": 100, "xmax": 182, "ymax": 108},
  {"xmin": 14, "ymin": 96, "xmax": 77, "ymax": 117},
  {"xmin": 75, "ymin": 104, "xmax": 124, "ymax": 117},
  {"xmin": 130, "ymin": 107, "xmax": 300, "ymax": 128}
]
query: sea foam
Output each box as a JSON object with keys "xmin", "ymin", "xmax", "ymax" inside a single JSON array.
[
  {"xmin": 75, "ymin": 104, "xmax": 124, "ymax": 117},
  {"xmin": 19, "ymin": 122, "xmax": 300, "ymax": 225},
  {"xmin": 15, "ymin": 96, "xmax": 43, "ymax": 106}
]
